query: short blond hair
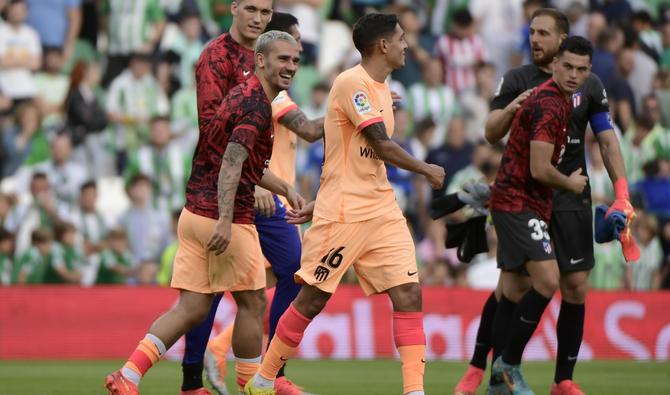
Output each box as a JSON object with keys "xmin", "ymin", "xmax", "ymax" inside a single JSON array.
[{"xmin": 255, "ymin": 30, "xmax": 297, "ymax": 56}]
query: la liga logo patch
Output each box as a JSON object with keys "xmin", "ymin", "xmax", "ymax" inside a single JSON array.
[{"xmin": 353, "ymin": 91, "xmax": 371, "ymax": 114}]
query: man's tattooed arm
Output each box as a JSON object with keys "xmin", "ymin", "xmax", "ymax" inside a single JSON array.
[
  {"xmin": 217, "ymin": 142, "xmax": 249, "ymax": 220},
  {"xmin": 279, "ymin": 108, "xmax": 324, "ymax": 142},
  {"xmin": 361, "ymin": 121, "xmax": 429, "ymax": 175}
]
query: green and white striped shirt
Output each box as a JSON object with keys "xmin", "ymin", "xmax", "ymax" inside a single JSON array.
[
  {"xmin": 591, "ymin": 241, "xmax": 626, "ymax": 290},
  {"xmin": 125, "ymin": 144, "xmax": 190, "ymax": 216},
  {"xmin": 628, "ymin": 237, "xmax": 663, "ymax": 291},
  {"xmin": 106, "ymin": 70, "xmax": 170, "ymax": 151},
  {"xmin": 407, "ymin": 82, "xmax": 460, "ymax": 148},
  {"xmin": 0, "ymin": 253, "xmax": 12, "ymax": 285},
  {"xmin": 105, "ymin": 0, "xmax": 165, "ymax": 55}
]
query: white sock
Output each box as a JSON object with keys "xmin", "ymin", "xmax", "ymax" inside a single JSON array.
[
  {"xmin": 405, "ymin": 391, "xmax": 425, "ymax": 395},
  {"xmin": 121, "ymin": 367, "xmax": 141, "ymax": 385},
  {"xmin": 252, "ymin": 372, "xmax": 275, "ymax": 389},
  {"xmin": 146, "ymin": 333, "xmax": 167, "ymax": 355}
]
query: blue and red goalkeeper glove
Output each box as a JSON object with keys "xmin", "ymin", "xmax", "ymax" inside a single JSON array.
[{"xmin": 605, "ymin": 178, "xmax": 639, "ymax": 262}]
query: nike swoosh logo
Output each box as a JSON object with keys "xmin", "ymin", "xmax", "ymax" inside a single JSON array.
[
  {"xmin": 421, "ymin": 358, "xmax": 425, "ymax": 363},
  {"xmin": 407, "ymin": 270, "xmax": 417, "ymax": 276},
  {"xmin": 570, "ymin": 258, "xmax": 584, "ymax": 264},
  {"xmin": 567, "ymin": 356, "xmax": 578, "ymax": 361},
  {"xmin": 519, "ymin": 316, "xmax": 538, "ymax": 325},
  {"xmin": 243, "ymin": 70, "xmax": 251, "ymax": 76}
]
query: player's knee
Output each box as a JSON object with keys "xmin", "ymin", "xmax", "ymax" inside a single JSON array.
[
  {"xmin": 175, "ymin": 292, "xmax": 212, "ymax": 326},
  {"xmin": 293, "ymin": 286, "xmax": 330, "ymax": 318},
  {"xmin": 560, "ymin": 276, "xmax": 588, "ymax": 304},
  {"xmin": 234, "ymin": 289, "xmax": 268, "ymax": 316},
  {"xmin": 389, "ymin": 283, "xmax": 422, "ymax": 312},
  {"xmin": 534, "ymin": 276, "xmax": 559, "ymax": 298}
]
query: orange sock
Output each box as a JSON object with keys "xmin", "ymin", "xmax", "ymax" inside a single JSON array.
[
  {"xmin": 398, "ymin": 345, "xmax": 426, "ymax": 394},
  {"xmin": 393, "ymin": 312, "xmax": 426, "ymax": 394},
  {"xmin": 122, "ymin": 334, "xmax": 166, "ymax": 385},
  {"xmin": 259, "ymin": 337, "xmax": 297, "ymax": 380},
  {"xmin": 235, "ymin": 356, "xmax": 261, "ymax": 390}
]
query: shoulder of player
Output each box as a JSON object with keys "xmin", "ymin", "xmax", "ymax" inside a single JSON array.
[
  {"xmin": 581, "ymin": 72, "xmax": 607, "ymax": 96},
  {"xmin": 531, "ymin": 84, "xmax": 568, "ymax": 109},
  {"xmin": 335, "ymin": 65, "xmax": 376, "ymax": 88}
]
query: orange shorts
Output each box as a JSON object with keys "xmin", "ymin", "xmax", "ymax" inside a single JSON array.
[
  {"xmin": 171, "ymin": 208, "xmax": 265, "ymax": 294},
  {"xmin": 296, "ymin": 209, "xmax": 418, "ymax": 295}
]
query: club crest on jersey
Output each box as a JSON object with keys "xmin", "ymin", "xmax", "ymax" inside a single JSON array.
[
  {"xmin": 572, "ymin": 92, "xmax": 582, "ymax": 108},
  {"xmin": 543, "ymin": 240, "xmax": 552, "ymax": 254},
  {"xmin": 353, "ymin": 91, "xmax": 371, "ymax": 114}
]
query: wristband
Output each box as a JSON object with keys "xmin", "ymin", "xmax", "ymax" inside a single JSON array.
[{"xmin": 614, "ymin": 178, "xmax": 629, "ymax": 200}]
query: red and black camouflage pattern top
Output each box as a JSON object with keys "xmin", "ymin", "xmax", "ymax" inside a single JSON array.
[
  {"xmin": 185, "ymin": 75, "xmax": 273, "ymax": 223},
  {"xmin": 195, "ymin": 33, "xmax": 255, "ymax": 131},
  {"xmin": 490, "ymin": 79, "xmax": 571, "ymax": 222}
]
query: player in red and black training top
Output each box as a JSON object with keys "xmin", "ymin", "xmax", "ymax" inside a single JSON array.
[
  {"xmin": 484, "ymin": 36, "xmax": 593, "ymax": 394},
  {"xmin": 454, "ymin": 11, "xmax": 633, "ymax": 395},
  {"xmin": 194, "ymin": 1, "xmax": 272, "ymax": 131},
  {"xmin": 103, "ymin": 31, "xmax": 303, "ymax": 395},
  {"xmin": 179, "ymin": 1, "xmax": 273, "ymax": 393}
]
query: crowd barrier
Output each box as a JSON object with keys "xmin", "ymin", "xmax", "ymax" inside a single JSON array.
[{"xmin": 1, "ymin": 286, "xmax": 669, "ymax": 360}]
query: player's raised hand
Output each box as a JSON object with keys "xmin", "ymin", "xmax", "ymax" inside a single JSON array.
[
  {"xmin": 286, "ymin": 200, "xmax": 315, "ymax": 224},
  {"xmin": 567, "ymin": 168, "xmax": 588, "ymax": 194},
  {"xmin": 254, "ymin": 185, "xmax": 275, "ymax": 217},
  {"xmin": 286, "ymin": 187, "xmax": 305, "ymax": 211},
  {"xmin": 505, "ymin": 89, "xmax": 533, "ymax": 114},
  {"xmin": 207, "ymin": 219, "xmax": 232, "ymax": 256},
  {"xmin": 425, "ymin": 164, "xmax": 446, "ymax": 189}
]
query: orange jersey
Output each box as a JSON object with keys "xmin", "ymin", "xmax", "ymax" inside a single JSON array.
[
  {"xmin": 269, "ymin": 90, "xmax": 299, "ymax": 187},
  {"xmin": 269, "ymin": 91, "xmax": 299, "ymax": 207},
  {"xmin": 313, "ymin": 64, "xmax": 400, "ymax": 223}
]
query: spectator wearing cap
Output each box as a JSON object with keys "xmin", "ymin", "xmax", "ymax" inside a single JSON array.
[{"xmin": 25, "ymin": 0, "xmax": 81, "ymax": 64}]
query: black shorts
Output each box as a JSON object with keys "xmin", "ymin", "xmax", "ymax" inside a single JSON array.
[
  {"xmin": 550, "ymin": 208, "xmax": 595, "ymax": 273},
  {"xmin": 492, "ymin": 211, "xmax": 555, "ymax": 272}
]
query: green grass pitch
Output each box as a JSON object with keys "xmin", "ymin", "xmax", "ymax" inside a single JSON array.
[{"xmin": 1, "ymin": 360, "xmax": 668, "ymax": 394}]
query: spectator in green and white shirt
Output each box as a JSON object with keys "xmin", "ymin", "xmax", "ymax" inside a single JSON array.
[
  {"xmin": 591, "ymin": 240, "xmax": 626, "ymax": 290},
  {"xmin": 106, "ymin": 53, "xmax": 169, "ymax": 173},
  {"xmin": 34, "ymin": 47, "xmax": 69, "ymax": 128},
  {"xmin": 0, "ymin": 229, "xmax": 14, "ymax": 286},
  {"xmin": 13, "ymin": 227, "xmax": 53, "ymax": 284},
  {"xmin": 627, "ymin": 211, "xmax": 664, "ymax": 290},
  {"xmin": 96, "ymin": 227, "xmax": 133, "ymax": 285},
  {"xmin": 162, "ymin": 11, "xmax": 205, "ymax": 90},
  {"xmin": 408, "ymin": 58, "xmax": 460, "ymax": 148},
  {"xmin": 101, "ymin": 0, "xmax": 166, "ymax": 86},
  {"xmin": 170, "ymin": 71, "xmax": 198, "ymax": 150},
  {"xmin": 125, "ymin": 116, "xmax": 190, "ymax": 220},
  {"xmin": 46, "ymin": 222, "xmax": 84, "ymax": 284}
]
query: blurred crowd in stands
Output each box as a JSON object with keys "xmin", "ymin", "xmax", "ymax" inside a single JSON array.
[{"xmin": 0, "ymin": 0, "xmax": 669, "ymax": 291}]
